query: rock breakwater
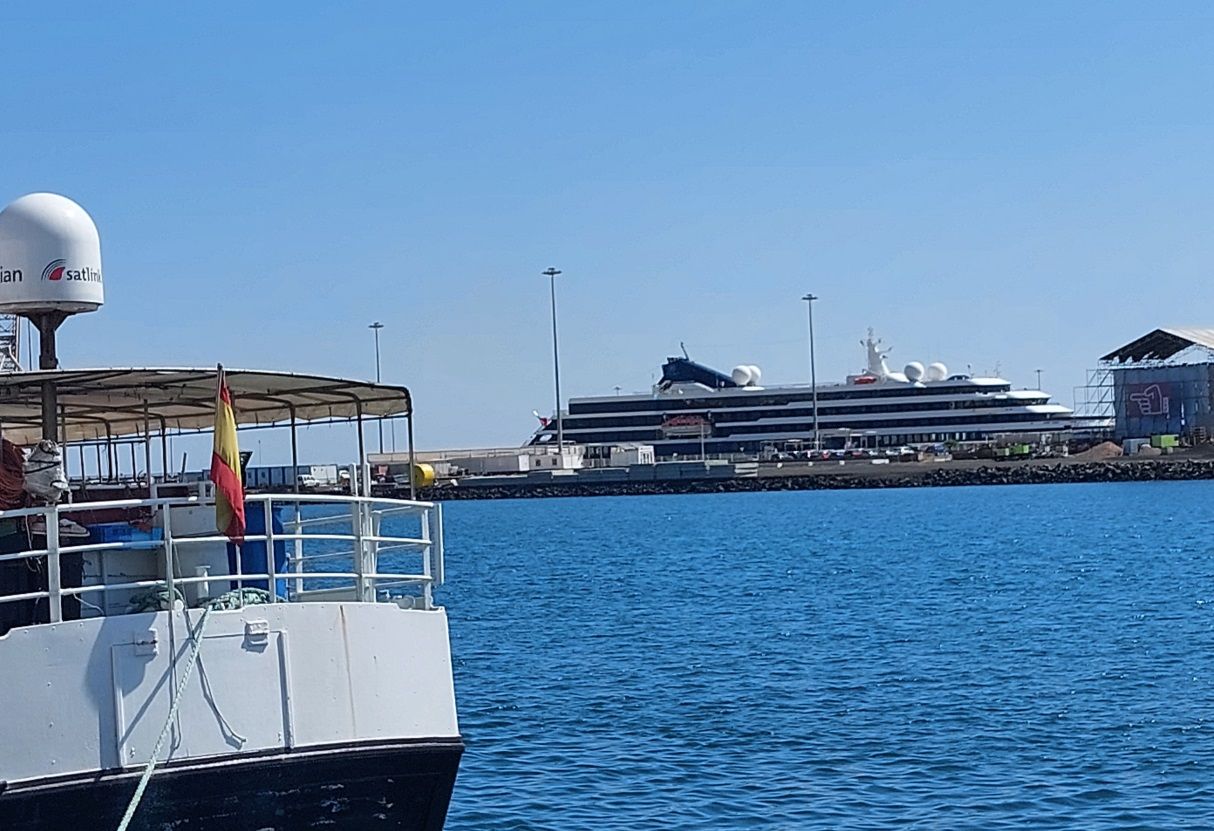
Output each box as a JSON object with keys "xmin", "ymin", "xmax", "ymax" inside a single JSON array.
[{"xmin": 417, "ymin": 459, "xmax": 1214, "ymax": 501}]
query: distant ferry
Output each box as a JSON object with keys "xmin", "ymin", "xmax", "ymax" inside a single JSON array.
[{"xmin": 528, "ymin": 330, "xmax": 1103, "ymax": 457}]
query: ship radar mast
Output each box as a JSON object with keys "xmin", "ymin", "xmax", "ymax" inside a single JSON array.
[
  {"xmin": 863, "ymin": 328, "xmax": 896, "ymax": 379},
  {"xmin": 0, "ymin": 193, "xmax": 105, "ymax": 443}
]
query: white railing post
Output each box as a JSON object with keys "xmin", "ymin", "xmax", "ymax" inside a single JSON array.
[
  {"xmin": 420, "ymin": 506, "xmax": 433, "ymax": 610},
  {"xmin": 292, "ymin": 501, "xmax": 304, "ymax": 598},
  {"xmin": 429, "ymin": 503, "xmax": 444, "ymax": 590},
  {"xmin": 234, "ymin": 518, "xmax": 243, "ymax": 600},
  {"xmin": 162, "ymin": 501, "xmax": 175, "ymax": 607},
  {"xmin": 45, "ymin": 505, "xmax": 62, "ymax": 623},
  {"xmin": 351, "ymin": 500, "xmax": 367, "ymax": 602},
  {"xmin": 363, "ymin": 502, "xmax": 376, "ymax": 602},
  {"xmin": 370, "ymin": 505, "xmax": 382, "ymax": 601},
  {"xmin": 264, "ymin": 498, "xmax": 277, "ymax": 602}
]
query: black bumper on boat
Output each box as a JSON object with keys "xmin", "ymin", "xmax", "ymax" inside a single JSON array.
[{"xmin": 0, "ymin": 738, "xmax": 463, "ymax": 831}]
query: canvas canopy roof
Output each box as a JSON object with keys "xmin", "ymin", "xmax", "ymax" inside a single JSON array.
[
  {"xmin": 0, "ymin": 367, "xmax": 411, "ymax": 445},
  {"xmin": 1100, "ymin": 327, "xmax": 1214, "ymax": 364}
]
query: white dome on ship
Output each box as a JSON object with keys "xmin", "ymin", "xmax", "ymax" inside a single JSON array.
[
  {"xmin": 0, "ymin": 192, "xmax": 104, "ymax": 315},
  {"xmin": 745, "ymin": 365, "xmax": 762, "ymax": 384},
  {"xmin": 926, "ymin": 362, "xmax": 948, "ymax": 382},
  {"xmin": 731, "ymin": 365, "xmax": 753, "ymax": 385},
  {"xmin": 904, "ymin": 361, "xmax": 925, "ymax": 382}
]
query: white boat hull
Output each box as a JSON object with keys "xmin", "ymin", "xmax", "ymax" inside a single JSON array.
[{"xmin": 0, "ymin": 602, "xmax": 462, "ymax": 828}]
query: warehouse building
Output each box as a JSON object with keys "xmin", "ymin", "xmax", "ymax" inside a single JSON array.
[{"xmin": 1097, "ymin": 328, "xmax": 1214, "ymax": 441}]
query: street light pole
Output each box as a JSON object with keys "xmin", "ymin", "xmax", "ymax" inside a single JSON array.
[
  {"xmin": 543, "ymin": 268, "xmax": 564, "ymax": 451},
  {"xmin": 369, "ymin": 321, "xmax": 384, "ymax": 453},
  {"xmin": 801, "ymin": 293, "xmax": 820, "ymax": 450}
]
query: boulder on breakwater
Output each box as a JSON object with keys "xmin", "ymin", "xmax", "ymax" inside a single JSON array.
[{"xmin": 416, "ymin": 459, "xmax": 1214, "ymax": 501}]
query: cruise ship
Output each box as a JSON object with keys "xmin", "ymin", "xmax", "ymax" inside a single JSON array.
[{"xmin": 529, "ymin": 331, "xmax": 1100, "ymax": 457}]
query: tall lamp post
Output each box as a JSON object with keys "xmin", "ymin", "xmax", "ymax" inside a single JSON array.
[
  {"xmin": 1036, "ymin": 368, "xmax": 1043, "ymax": 390},
  {"xmin": 542, "ymin": 268, "xmax": 564, "ymax": 450},
  {"xmin": 369, "ymin": 321, "xmax": 384, "ymax": 453},
  {"xmin": 801, "ymin": 293, "xmax": 820, "ymax": 450}
]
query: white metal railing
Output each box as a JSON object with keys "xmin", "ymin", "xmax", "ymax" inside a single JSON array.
[{"xmin": 0, "ymin": 493, "xmax": 445, "ymax": 625}]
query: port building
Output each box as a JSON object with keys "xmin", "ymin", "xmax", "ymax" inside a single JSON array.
[{"xmin": 1095, "ymin": 327, "xmax": 1214, "ymax": 441}]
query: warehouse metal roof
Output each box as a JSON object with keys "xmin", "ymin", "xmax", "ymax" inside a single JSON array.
[
  {"xmin": 1100, "ymin": 328, "xmax": 1214, "ymax": 364},
  {"xmin": 0, "ymin": 367, "xmax": 410, "ymax": 444}
]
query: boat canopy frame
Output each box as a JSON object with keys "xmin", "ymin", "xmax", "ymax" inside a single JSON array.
[{"xmin": 0, "ymin": 367, "xmax": 415, "ymax": 496}]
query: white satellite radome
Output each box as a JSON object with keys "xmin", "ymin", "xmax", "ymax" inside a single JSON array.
[
  {"xmin": 731, "ymin": 365, "xmax": 753, "ymax": 386},
  {"xmin": 904, "ymin": 361, "xmax": 925, "ymax": 382},
  {"xmin": 0, "ymin": 193, "xmax": 104, "ymax": 315},
  {"xmin": 745, "ymin": 365, "xmax": 762, "ymax": 385},
  {"xmin": 926, "ymin": 362, "xmax": 948, "ymax": 382}
]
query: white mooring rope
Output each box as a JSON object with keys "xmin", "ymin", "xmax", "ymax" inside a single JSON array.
[
  {"xmin": 114, "ymin": 588, "xmax": 272, "ymax": 830},
  {"xmin": 114, "ymin": 606, "xmax": 214, "ymax": 831}
]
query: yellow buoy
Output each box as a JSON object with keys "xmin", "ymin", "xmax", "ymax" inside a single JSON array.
[{"xmin": 411, "ymin": 462, "xmax": 436, "ymax": 489}]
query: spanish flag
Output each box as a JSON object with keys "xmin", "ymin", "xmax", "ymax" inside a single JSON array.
[{"xmin": 211, "ymin": 365, "xmax": 245, "ymax": 542}]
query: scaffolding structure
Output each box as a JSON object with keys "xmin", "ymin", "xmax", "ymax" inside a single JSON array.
[
  {"xmin": 1073, "ymin": 366, "xmax": 1114, "ymax": 420},
  {"xmin": 0, "ymin": 313, "xmax": 20, "ymax": 372}
]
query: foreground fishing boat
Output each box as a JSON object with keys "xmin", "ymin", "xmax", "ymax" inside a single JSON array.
[
  {"xmin": 0, "ymin": 194, "xmax": 461, "ymax": 829},
  {"xmin": 0, "ymin": 369, "xmax": 462, "ymax": 829}
]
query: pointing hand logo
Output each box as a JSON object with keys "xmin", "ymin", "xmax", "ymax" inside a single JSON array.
[{"xmin": 1128, "ymin": 384, "xmax": 1169, "ymax": 416}]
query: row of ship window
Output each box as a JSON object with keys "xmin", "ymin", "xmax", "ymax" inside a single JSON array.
[
  {"xmin": 658, "ymin": 431, "xmax": 1005, "ymax": 450},
  {"xmin": 560, "ymin": 412, "xmax": 1062, "ymax": 444},
  {"xmin": 724, "ymin": 413, "xmax": 1061, "ymax": 435},
  {"xmin": 568, "ymin": 385, "xmax": 1016, "ymax": 415},
  {"xmin": 561, "ymin": 400, "xmax": 1048, "ymax": 431}
]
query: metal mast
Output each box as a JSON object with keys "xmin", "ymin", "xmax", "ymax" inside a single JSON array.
[
  {"xmin": 542, "ymin": 267, "xmax": 564, "ymax": 450},
  {"xmin": 369, "ymin": 321, "xmax": 384, "ymax": 453},
  {"xmin": 801, "ymin": 293, "xmax": 820, "ymax": 450}
]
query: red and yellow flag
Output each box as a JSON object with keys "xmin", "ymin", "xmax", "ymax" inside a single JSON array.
[{"xmin": 210, "ymin": 365, "xmax": 245, "ymax": 542}]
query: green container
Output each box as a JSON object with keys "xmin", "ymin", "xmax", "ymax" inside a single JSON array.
[{"xmin": 1150, "ymin": 434, "xmax": 1179, "ymax": 448}]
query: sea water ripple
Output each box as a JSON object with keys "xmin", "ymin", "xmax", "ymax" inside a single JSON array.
[{"xmin": 423, "ymin": 482, "xmax": 1214, "ymax": 830}]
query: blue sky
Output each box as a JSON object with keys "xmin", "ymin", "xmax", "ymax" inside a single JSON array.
[{"xmin": 3, "ymin": 2, "xmax": 1214, "ymax": 463}]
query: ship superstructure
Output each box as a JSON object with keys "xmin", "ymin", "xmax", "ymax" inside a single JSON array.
[{"xmin": 529, "ymin": 331, "xmax": 1097, "ymax": 457}]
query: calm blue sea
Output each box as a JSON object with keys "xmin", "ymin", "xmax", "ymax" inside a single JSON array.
[{"xmin": 436, "ymin": 482, "xmax": 1214, "ymax": 830}]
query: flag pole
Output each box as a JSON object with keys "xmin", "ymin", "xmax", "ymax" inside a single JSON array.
[{"xmin": 211, "ymin": 363, "xmax": 247, "ymax": 591}]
